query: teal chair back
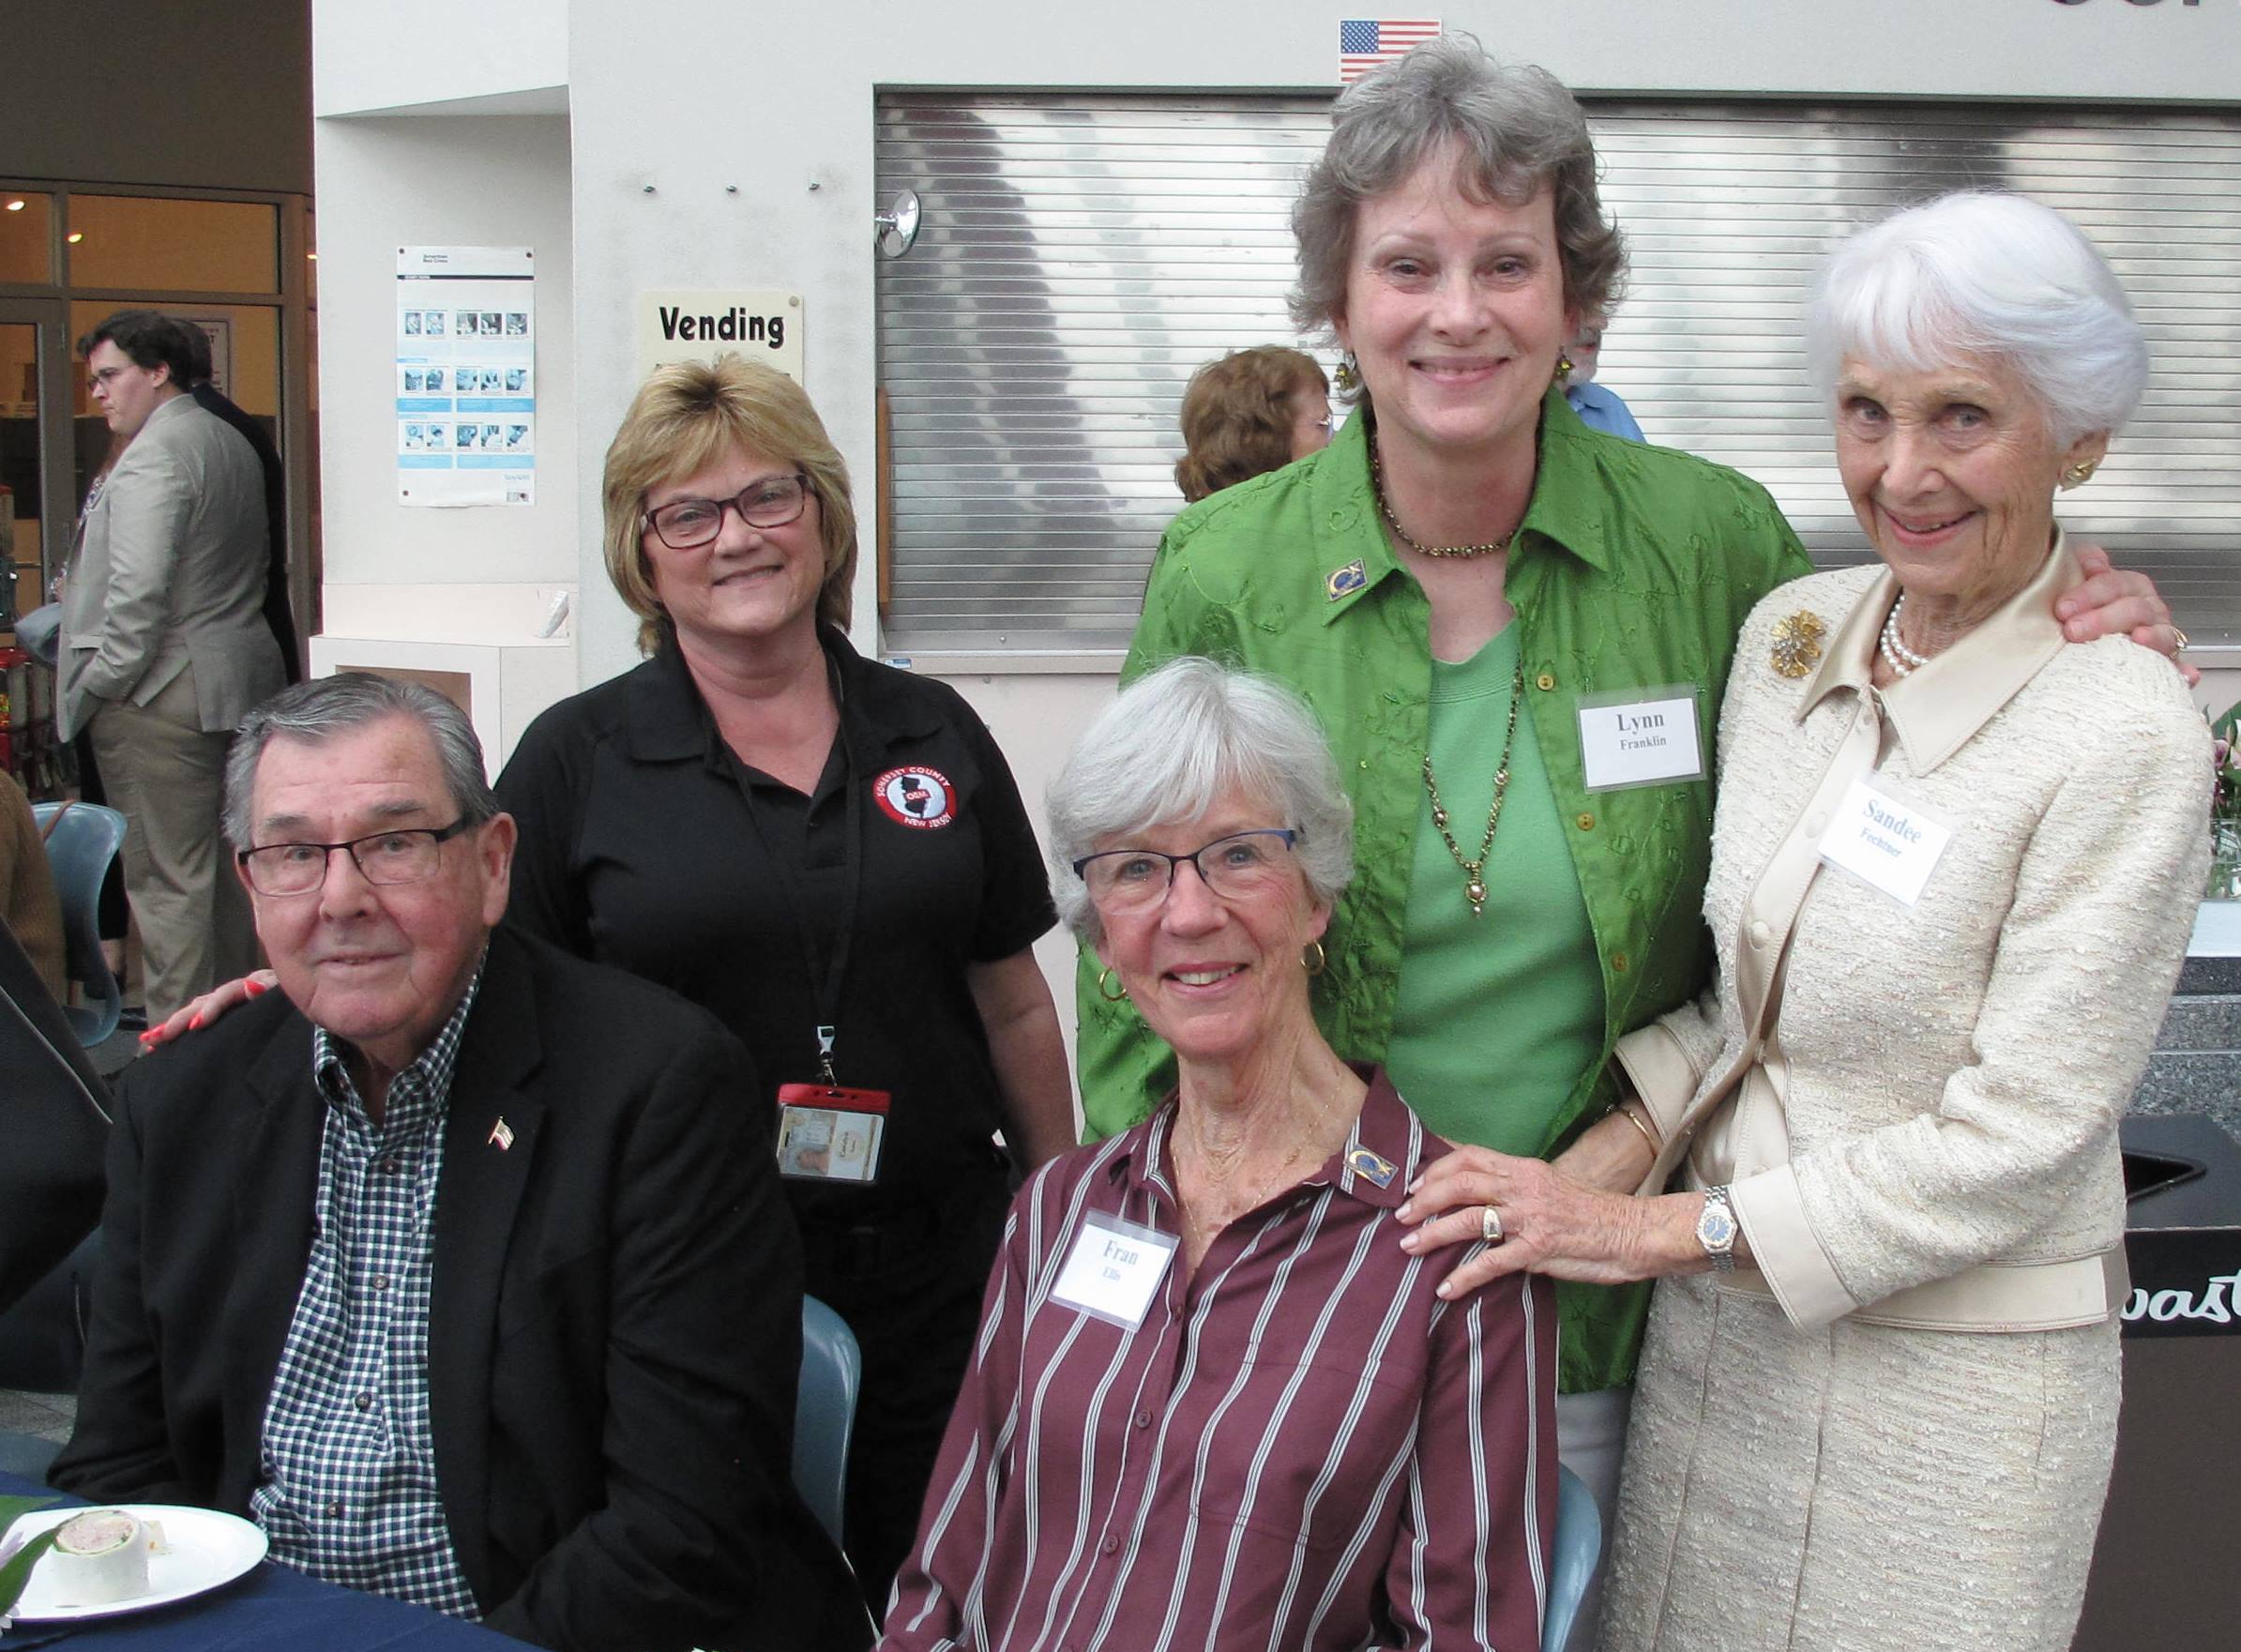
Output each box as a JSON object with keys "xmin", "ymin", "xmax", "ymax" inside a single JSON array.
[
  {"xmin": 1543, "ymin": 1463, "xmax": 1604, "ymax": 1652},
  {"xmin": 32, "ymin": 802, "xmax": 129, "ymax": 1047},
  {"xmin": 795, "ymin": 1295, "xmax": 861, "ymax": 1551}
]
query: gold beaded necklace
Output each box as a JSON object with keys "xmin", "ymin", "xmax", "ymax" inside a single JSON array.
[
  {"xmin": 1420, "ymin": 660, "xmax": 1525, "ymax": 917},
  {"xmin": 1369, "ymin": 439, "xmax": 1521, "ymax": 560}
]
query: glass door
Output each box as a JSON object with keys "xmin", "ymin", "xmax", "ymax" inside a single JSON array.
[{"xmin": 0, "ymin": 297, "xmax": 73, "ymax": 630}]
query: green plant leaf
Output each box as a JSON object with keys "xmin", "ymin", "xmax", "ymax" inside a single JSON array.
[
  {"xmin": 0, "ymin": 1497, "xmax": 54, "ymax": 1531},
  {"xmin": 0, "ymin": 1526, "xmax": 63, "ymax": 1622}
]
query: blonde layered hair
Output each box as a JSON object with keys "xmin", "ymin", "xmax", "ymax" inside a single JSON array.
[{"xmin": 602, "ymin": 355, "xmax": 858, "ymax": 655}]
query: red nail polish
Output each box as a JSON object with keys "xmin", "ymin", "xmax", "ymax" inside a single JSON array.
[{"xmin": 188, "ymin": 1015, "xmax": 202, "ymax": 1031}]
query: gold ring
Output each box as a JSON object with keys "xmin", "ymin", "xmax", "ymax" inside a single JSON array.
[
  {"xmin": 2173, "ymin": 626, "xmax": 2191, "ymax": 651},
  {"xmin": 1480, "ymin": 1205, "xmax": 1505, "ymax": 1245}
]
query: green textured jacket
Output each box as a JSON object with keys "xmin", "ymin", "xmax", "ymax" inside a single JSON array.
[{"xmin": 1078, "ymin": 389, "xmax": 1812, "ymax": 1392}]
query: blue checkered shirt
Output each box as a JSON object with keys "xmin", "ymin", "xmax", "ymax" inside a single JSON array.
[{"xmin": 250, "ymin": 966, "xmax": 486, "ymax": 1618}]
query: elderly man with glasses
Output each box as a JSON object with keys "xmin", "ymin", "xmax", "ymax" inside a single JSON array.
[{"xmin": 51, "ymin": 673, "xmax": 866, "ymax": 1652}]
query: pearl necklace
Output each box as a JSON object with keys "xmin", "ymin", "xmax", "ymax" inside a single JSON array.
[{"xmin": 1879, "ymin": 596, "xmax": 1932, "ymax": 678}]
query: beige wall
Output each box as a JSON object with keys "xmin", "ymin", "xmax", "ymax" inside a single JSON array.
[{"xmin": 310, "ymin": 114, "xmax": 574, "ymax": 595}]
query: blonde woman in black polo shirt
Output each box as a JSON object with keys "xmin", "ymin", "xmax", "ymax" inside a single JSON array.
[{"xmin": 493, "ymin": 356, "xmax": 1076, "ymax": 1609}]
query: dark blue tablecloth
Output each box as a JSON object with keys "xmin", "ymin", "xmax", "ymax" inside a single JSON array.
[{"xmin": 1, "ymin": 1474, "xmax": 526, "ymax": 1650}]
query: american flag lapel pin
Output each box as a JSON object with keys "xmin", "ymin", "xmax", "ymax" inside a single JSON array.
[{"xmin": 488, "ymin": 1116, "xmax": 515, "ymax": 1151}]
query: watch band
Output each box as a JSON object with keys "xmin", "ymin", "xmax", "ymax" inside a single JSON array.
[{"xmin": 1696, "ymin": 1184, "xmax": 1738, "ymax": 1273}]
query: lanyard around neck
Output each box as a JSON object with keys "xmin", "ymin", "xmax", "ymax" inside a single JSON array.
[{"xmin": 723, "ymin": 719, "xmax": 864, "ymax": 1087}]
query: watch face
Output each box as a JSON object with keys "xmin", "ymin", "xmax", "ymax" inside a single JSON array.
[{"xmin": 1698, "ymin": 1201, "xmax": 1737, "ymax": 1250}]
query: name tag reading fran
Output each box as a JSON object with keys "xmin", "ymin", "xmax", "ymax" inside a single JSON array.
[
  {"xmin": 1577, "ymin": 688, "xmax": 1705, "ymax": 792},
  {"xmin": 1819, "ymin": 776, "xmax": 1952, "ymax": 906},
  {"xmin": 1050, "ymin": 1215, "xmax": 1178, "ymax": 1330}
]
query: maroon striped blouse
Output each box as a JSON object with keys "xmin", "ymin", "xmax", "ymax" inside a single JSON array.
[{"xmin": 881, "ymin": 1068, "xmax": 1556, "ymax": 1652}]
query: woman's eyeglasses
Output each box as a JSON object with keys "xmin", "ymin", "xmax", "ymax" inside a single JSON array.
[
  {"xmin": 1072, "ymin": 829, "xmax": 1298, "ymax": 914},
  {"xmin": 642, "ymin": 474, "xmax": 810, "ymax": 550}
]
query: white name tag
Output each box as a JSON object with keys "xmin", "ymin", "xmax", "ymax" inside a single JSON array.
[
  {"xmin": 1050, "ymin": 1214, "xmax": 1178, "ymax": 1330},
  {"xmin": 1577, "ymin": 690, "xmax": 1705, "ymax": 792},
  {"xmin": 1819, "ymin": 777, "xmax": 1952, "ymax": 906}
]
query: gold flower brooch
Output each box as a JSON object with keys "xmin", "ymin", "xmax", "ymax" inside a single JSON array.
[{"xmin": 1769, "ymin": 611, "xmax": 1826, "ymax": 679}]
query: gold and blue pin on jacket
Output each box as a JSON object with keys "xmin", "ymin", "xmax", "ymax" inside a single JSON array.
[
  {"xmin": 1325, "ymin": 560, "xmax": 1368, "ymax": 602},
  {"xmin": 1346, "ymin": 1144, "xmax": 1399, "ymax": 1188}
]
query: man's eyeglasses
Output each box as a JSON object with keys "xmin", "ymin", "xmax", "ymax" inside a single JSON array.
[
  {"xmin": 641, "ymin": 474, "xmax": 811, "ymax": 550},
  {"xmin": 237, "ymin": 820, "xmax": 476, "ymax": 897},
  {"xmin": 1071, "ymin": 828, "xmax": 1298, "ymax": 914}
]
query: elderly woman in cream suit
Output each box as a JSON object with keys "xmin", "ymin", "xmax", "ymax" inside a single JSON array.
[{"xmin": 1395, "ymin": 191, "xmax": 2209, "ymax": 1652}]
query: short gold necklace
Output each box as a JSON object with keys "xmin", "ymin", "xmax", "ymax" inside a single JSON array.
[
  {"xmin": 1176, "ymin": 1084, "xmax": 1352, "ymax": 1252},
  {"xmin": 1420, "ymin": 660, "xmax": 1524, "ymax": 917},
  {"xmin": 1369, "ymin": 438, "xmax": 1520, "ymax": 559}
]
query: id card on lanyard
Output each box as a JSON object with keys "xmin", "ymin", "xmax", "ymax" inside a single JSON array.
[{"xmin": 727, "ymin": 720, "xmax": 896, "ymax": 1186}]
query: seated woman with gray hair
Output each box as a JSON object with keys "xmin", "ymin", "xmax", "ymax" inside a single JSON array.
[
  {"xmin": 1397, "ymin": 191, "xmax": 2209, "ymax": 1652},
  {"xmin": 880, "ymin": 657, "xmax": 1556, "ymax": 1652}
]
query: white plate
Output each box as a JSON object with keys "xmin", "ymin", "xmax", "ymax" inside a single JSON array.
[{"xmin": 3, "ymin": 1504, "xmax": 268, "ymax": 1621}]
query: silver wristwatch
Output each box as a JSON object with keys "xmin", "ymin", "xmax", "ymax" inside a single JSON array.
[{"xmin": 1695, "ymin": 1185, "xmax": 1738, "ymax": 1273}]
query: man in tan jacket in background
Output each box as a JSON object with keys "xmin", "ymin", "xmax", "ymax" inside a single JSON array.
[{"xmin": 58, "ymin": 311, "xmax": 284, "ymax": 1021}]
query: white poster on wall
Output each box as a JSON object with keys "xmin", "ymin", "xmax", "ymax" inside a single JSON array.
[
  {"xmin": 396, "ymin": 246, "xmax": 537, "ymax": 507},
  {"xmin": 636, "ymin": 290, "xmax": 802, "ymax": 385}
]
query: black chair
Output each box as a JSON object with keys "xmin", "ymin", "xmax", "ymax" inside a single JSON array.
[
  {"xmin": 0, "ymin": 1231, "xmax": 98, "ymax": 1480},
  {"xmin": 0, "ymin": 917, "xmax": 111, "ymax": 1480}
]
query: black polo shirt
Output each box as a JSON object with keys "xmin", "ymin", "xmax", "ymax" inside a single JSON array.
[{"xmin": 494, "ymin": 627, "xmax": 1058, "ymax": 1232}]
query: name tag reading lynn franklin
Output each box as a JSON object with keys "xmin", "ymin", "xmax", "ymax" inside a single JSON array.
[{"xmin": 1577, "ymin": 687, "xmax": 1705, "ymax": 793}]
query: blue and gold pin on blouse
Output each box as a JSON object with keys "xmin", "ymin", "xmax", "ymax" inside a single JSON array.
[
  {"xmin": 1325, "ymin": 560, "xmax": 1368, "ymax": 602},
  {"xmin": 1346, "ymin": 1144, "xmax": 1399, "ymax": 1188}
]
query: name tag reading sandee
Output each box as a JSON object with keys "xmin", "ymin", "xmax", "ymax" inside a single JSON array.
[
  {"xmin": 1819, "ymin": 776, "xmax": 1952, "ymax": 906},
  {"xmin": 1051, "ymin": 1215, "xmax": 1178, "ymax": 1330},
  {"xmin": 1577, "ymin": 690, "xmax": 1704, "ymax": 792}
]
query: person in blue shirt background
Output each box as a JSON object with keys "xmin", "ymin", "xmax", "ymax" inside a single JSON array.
[{"xmin": 1562, "ymin": 311, "xmax": 1646, "ymax": 442}]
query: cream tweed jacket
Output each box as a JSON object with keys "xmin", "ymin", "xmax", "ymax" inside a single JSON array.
[{"xmin": 1616, "ymin": 538, "xmax": 2208, "ymax": 1326}]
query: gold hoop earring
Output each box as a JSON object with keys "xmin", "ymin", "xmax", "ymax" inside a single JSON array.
[
  {"xmin": 1333, "ymin": 354, "xmax": 1360, "ymax": 395},
  {"xmin": 1097, "ymin": 967, "xmax": 1129, "ymax": 1003},
  {"xmin": 1301, "ymin": 940, "xmax": 1327, "ymax": 978},
  {"xmin": 1552, "ymin": 353, "xmax": 1574, "ymax": 388},
  {"xmin": 2060, "ymin": 460, "xmax": 2098, "ymax": 490}
]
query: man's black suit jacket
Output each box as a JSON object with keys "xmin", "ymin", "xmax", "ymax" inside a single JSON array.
[
  {"xmin": 52, "ymin": 927, "xmax": 863, "ymax": 1651},
  {"xmin": 189, "ymin": 382, "xmax": 300, "ymax": 683}
]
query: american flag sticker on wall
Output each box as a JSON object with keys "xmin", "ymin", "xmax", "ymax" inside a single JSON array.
[{"xmin": 1340, "ymin": 19, "xmax": 1441, "ymax": 83}]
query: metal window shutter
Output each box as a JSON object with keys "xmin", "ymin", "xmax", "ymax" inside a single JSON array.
[{"xmin": 875, "ymin": 93, "xmax": 2241, "ymax": 653}]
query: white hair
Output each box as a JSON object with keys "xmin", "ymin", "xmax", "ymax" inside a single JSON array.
[
  {"xmin": 1805, "ymin": 190, "xmax": 2147, "ymax": 445},
  {"xmin": 1047, "ymin": 658, "xmax": 1355, "ymax": 945}
]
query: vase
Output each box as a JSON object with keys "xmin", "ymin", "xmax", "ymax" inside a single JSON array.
[{"xmin": 2209, "ymin": 821, "xmax": 2241, "ymax": 902}]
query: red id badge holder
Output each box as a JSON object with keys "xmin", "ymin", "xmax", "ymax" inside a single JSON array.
[{"xmin": 776, "ymin": 1082, "xmax": 891, "ymax": 1183}]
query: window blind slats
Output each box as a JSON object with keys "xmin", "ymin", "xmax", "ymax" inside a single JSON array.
[{"xmin": 877, "ymin": 94, "xmax": 2241, "ymax": 652}]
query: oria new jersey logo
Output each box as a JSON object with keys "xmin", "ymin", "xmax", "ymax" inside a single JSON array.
[{"xmin": 873, "ymin": 766, "xmax": 957, "ymax": 828}]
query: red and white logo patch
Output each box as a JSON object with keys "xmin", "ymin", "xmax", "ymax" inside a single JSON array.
[{"xmin": 872, "ymin": 766, "xmax": 956, "ymax": 829}]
